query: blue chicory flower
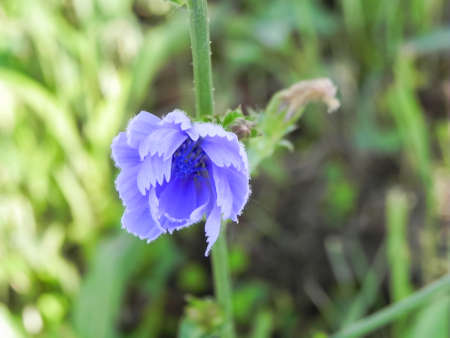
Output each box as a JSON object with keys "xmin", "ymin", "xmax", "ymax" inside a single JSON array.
[{"xmin": 111, "ymin": 110, "xmax": 250, "ymax": 256}]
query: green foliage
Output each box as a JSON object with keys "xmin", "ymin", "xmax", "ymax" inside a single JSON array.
[
  {"xmin": 233, "ymin": 282, "xmax": 269, "ymax": 322},
  {"xmin": 332, "ymin": 274, "xmax": 450, "ymax": 338},
  {"xmin": 340, "ymin": 244, "xmax": 386, "ymax": 327},
  {"xmin": 324, "ymin": 163, "xmax": 357, "ymax": 224},
  {"xmin": 0, "ymin": 0, "xmax": 188, "ymax": 336},
  {"xmin": 73, "ymin": 235, "xmax": 179, "ymax": 338},
  {"xmin": 220, "ymin": 107, "xmax": 246, "ymax": 129},
  {"xmin": 0, "ymin": 304, "xmax": 25, "ymax": 338},
  {"xmin": 178, "ymin": 296, "xmax": 224, "ymax": 338},
  {"xmin": 177, "ymin": 263, "xmax": 208, "ymax": 293},
  {"xmin": 228, "ymin": 245, "xmax": 249, "ymax": 275},
  {"xmin": 0, "ymin": 0, "xmax": 449, "ymax": 337},
  {"xmin": 386, "ymin": 188, "xmax": 413, "ymax": 336},
  {"xmin": 386, "ymin": 189, "xmax": 413, "ymax": 302},
  {"xmin": 407, "ymin": 296, "xmax": 450, "ymax": 338},
  {"xmin": 250, "ymin": 310, "xmax": 273, "ymax": 338}
]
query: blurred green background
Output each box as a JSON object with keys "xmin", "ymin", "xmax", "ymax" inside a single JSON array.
[{"xmin": 0, "ymin": 0, "xmax": 449, "ymax": 337}]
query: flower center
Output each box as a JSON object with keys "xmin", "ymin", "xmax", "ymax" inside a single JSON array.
[{"xmin": 172, "ymin": 139, "xmax": 207, "ymax": 179}]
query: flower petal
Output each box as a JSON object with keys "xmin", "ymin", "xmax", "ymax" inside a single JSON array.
[
  {"xmin": 122, "ymin": 204, "xmax": 164, "ymax": 242},
  {"xmin": 194, "ymin": 122, "xmax": 235, "ymax": 140},
  {"xmin": 161, "ymin": 109, "xmax": 192, "ymax": 131},
  {"xmin": 152, "ymin": 178, "xmax": 213, "ymax": 233},
  {"xmin": 161, "ymin": 109, "xmax": 199, "ymax": 141},
  {"xmin": 115, "ymin": 165, "xmax": 145, "ymax": 208},
  {"xmin": 120, "ymin": 191, "xmax": 164, "ymax": 241},
  {"xmin": 159, "ymin": 216, "xmax": 192, "ymax": 234},
  {"xmin": 204, "ymin": 205, "xmax": 221, "ymax": 256},
  {"xmin": 211, "ymin": 164, "xmax": 233, "ymax": 218},
  {"xmin": 137, "ymin": 155, "xmax": 171, "ymax": 194},
  {"xmin": 200, "ymin": 136, "xmax": 245, "ymax": 171},
  {"xmin": 126, "ymin": 111, "xmax": 161, "ymax": 148},
  {"xmin": 224, "ymin": 166, "xmax": 250, "ymax": 220},
  {"xmin": 158, "ymin": 177, "xmax": 198, "ymax": 223},
  {"xmin": 211, "ymin": 164, "xmax": 250, "ymax": 221},
  {"xmin": 111, "ymin": 132, "xmax": 140, "ymax": 169},
  {"xmin": 238, "ymin": 142, "xmax": 249, "ymax": 173},
  {"xmin": 148, "ymin": 186, "xmax": 162, "ymax": 222},
  {"xmin": 189, "ymin": 178, "xmax": 212, "ymax": 222},
  {"xmin": 139, "ymin": 127, "xmax": 187, "ymax": 160}
]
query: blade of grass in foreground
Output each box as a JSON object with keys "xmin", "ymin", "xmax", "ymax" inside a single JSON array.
[
  {"xmin": 386, "ymin": 188, "xmax": 413, "ymax": 337},
  {"xmin": 331, "ymin": 274, "xmax": 450, "ymax": 338}
]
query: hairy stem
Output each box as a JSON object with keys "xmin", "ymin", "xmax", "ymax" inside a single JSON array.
[
  {"xmin": 187, "ymin": 0, "xmax": 214, "ymax": 118},
  {"xmin": 211, "ymin": 223, "xmax": 235, "ymax": 338},
  {"xmin": 187, "ymin": 1, "xmax": 235, "ymax": 337}
]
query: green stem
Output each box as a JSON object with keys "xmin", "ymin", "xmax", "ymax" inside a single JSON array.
[
  {"xmin": 332, "ymin": 274, "xmax": 450, "ymax": 338},
  {"xmin": 187, "ymin": 1, "xmax": 235, "ymax": 337},
  {"xmin": 187, "ymin": 0, "xmax": 214, "ymax": 118},
  {"xmin": 211, "ymin": 223, "xmax": 235, "ymax": 338}
]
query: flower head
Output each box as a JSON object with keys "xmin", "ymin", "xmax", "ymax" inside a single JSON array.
[{"xmin": 111, "ymin": 110, "xmax": 250, "ymax": 255}]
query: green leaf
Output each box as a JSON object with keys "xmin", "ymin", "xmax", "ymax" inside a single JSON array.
[
  {"xmin": 332, "ymin": 275, "xmax": 450, "ymax": 338},
  {"xmin": 386, "ymin": 189, "xmax": 413, "ymax": 302},
  {"xmin": 250, "ymin": 310, "xmax": 273, "ymax": 338},
  {"xmin": 407, "ymin": 296, "xmax": 450, "ymax": 338},
  {"xmin": 177, "ymin": 263, "xmax": 208, "ymax": 293},
  {"xmin": 340, "ymin": 244, "xmax": 386, "ymax": 327},
  {"xmin": 221, "ymin": 107, "xmax": 245, "ymax": 129},
  {"xmin": 277, "ymin": 139, "xmax": 294, "ymax": 152},
  {"xmin": 73, "ymin": 234, "xmax": 175, "ymax": 338},
  {"xmin": 177, "ymin": 296, "xmax": 223, "ymax": 338},
  {"xmin": 178, "ymin": 319, "xmax": 205, "ymax": 338},
  {"xmin": 233, "ymin": 282, "xmax": 268, "ymax": 322}
]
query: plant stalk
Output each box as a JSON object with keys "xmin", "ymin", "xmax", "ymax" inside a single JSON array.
[
  {"xmin": 211, "ymin": 223, "xmax": 235, "ymax": 338},
  {"xmin": 187, "ymin": 1, "xmax": 235, "ymax": 337},
  {"xmin": 187, "ymin": 0, "xmax": 214, "ymax": 118}
]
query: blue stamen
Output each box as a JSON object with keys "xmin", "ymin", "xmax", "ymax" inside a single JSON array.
[{"xmin": 172, "ymin": 139, "xmax": 207, "ymax": 179}]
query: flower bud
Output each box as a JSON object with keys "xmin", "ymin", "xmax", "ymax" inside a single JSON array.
[
  {"xmin": 230, "ymin": 118, "xmax": 254, "ymax": 140},
  {"xmin": 280, "ymin": 78, "xmax": 340, "ymax": 120}
]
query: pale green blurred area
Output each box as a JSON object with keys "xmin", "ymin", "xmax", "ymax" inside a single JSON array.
[
  {"xmin": 1, "ymin": 0, "xmax": 188, "ymax": 336},
  {"xmin": 0, "ymin": 0, "xmax": 449, "ymax": 337}
]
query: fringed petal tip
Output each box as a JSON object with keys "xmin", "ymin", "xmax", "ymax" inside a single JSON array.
[
  {"xmin": 111, "ymin": 132, "xmax": 140, "ymax": 169},
  {"xmin": 204, "ymin": 206, "xmax": 222, "ymax": 256},
  {"xmin": 139, "ymin": 128, "xmax": 187, "ymax": 161},
  {"xmin": 201, "ymin": 138, "xmax": 246, "ymax": 171},
  {"xmin": 137, "ymin": 155, "xmax": 172, "ymax": 195},
  {"xmin": 121, "ymin": 208, "xmax": 163, "ymax": 243},
  {"xmin": 161, "ymin": 109, "xmax": 192, "ymax": 130},
  {"xmin": 194, "ymin": 122, "xmax": 236, "ymax": 141},
  {"xmin": 126, "ymin": 111, "xmax": 161, "ymax": 149}
]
